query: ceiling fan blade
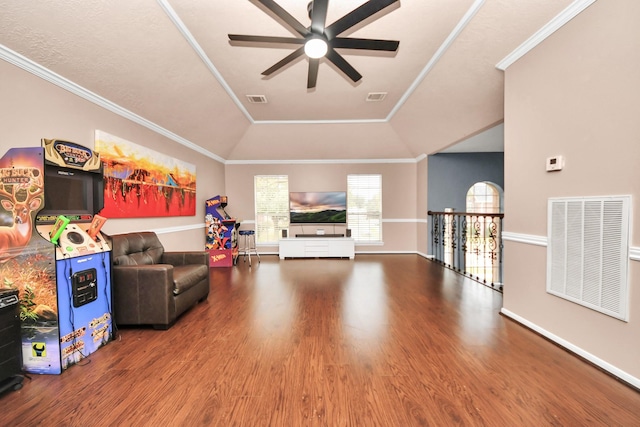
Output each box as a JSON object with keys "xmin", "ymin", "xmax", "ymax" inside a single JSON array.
[
  {"xmin": 325, "ymin": 0, "xmax": 398, "ymax": 39},
  {"xmin": 307, "ymin": 58, "xmax": 320, "ymax": 89},
  {"xmin": 229, "ymin": 34, "xmax": 305, "ymax": 45},
  {"xmin": 261, "ymin": 47, "xmax": 305, "ymax": 76},
  {"xmin": 331, "ymin": 37, "xmax": 399, "ymax": 51},
  {"xmin": 309, "ymin": 0, "xmax": 329, "ymax": 34},
  {"xmin": 257, "ymin": 0, "xmax": 310, "ymax": 37},
  {"xmin": 325, "ymin": 48, "xmax": 362, "ymax": 83}
]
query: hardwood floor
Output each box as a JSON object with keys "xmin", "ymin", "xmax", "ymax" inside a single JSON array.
[{"xmin": 2, "ymin": 254, "xmax": 639, "ymax": 426}]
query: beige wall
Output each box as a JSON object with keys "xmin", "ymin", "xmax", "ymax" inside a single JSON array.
[
  {"xmin": 228, "ymin": 122, "xmax": 414, "ymax": 161},
  {"xmin": 416, "ymin": 157, "xmax": 429, "ymax": 256},
  {"xmin": 503, "ymin": 0, "xmax": 640, "ymax": 382},
  {"xmin": 6, "ymin": 0, "xmax": 635, "ymax": 387},
  {"xmin": 0, "ymin": 60, "xmax": 225, "ymax": 251},
  {"xmin": 224, "ymin": 162, "xmax": 419, "ymax": 253},
  {"xmin": 0, "ymin": 58, "xmax": 424, "ymax": 255}
]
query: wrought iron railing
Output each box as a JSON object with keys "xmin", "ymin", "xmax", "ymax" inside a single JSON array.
[{"xmin": 427, "ymin": 211, "xmax": 504, "ymax": 291}]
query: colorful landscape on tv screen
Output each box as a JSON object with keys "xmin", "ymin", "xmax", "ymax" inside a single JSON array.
[{"xmin": 289, "ymin": 191, "xmax": 347, "ymax": 224}]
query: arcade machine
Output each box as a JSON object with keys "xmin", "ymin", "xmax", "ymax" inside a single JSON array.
[
  {"xmin": 205, "ymin": 195, "xmax": 238, "ymax": 267},
  {"xmin": 26, "ymin": 139, "xmax": 113, "ymax": 374},
  {"xmin": 0, "ymin": 146, "xmax": 52, "ymax": 378}
]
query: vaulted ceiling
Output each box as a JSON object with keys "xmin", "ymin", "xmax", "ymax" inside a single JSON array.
[{"xmin": 0, "ymin": 0, "xmax": 574, "ymax": 161}]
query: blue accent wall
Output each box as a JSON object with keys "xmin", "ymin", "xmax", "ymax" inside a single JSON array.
[
  {"xmin": 427, "ymin": 152, "xmax": 504, "ymax": 213},
  {"xmin": 426, "ymin": 152, "xmax": 504, "ymax": 255}
]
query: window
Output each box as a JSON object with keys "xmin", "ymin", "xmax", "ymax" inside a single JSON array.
[
  {"xmin": 466, "ymin": 182, "xmax": 501, "ymax": 213},
  {"xmin": 347, "ymin": 174, "xmax": 382, "ymax": 242},
  {"xmin": 254, "ymin": 175, "xmax": 289, "ymax": 244},
  {"xmin": 464, "ymin": 181, "xmax": 503, "ymax": 285}
]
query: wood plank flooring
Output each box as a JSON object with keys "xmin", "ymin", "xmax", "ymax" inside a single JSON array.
[{"xmin": 2, "ymin": 254, "xmax": 639, "ymax": 426}]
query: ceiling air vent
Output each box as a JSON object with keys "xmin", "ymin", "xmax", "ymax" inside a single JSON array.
[
  {"xmin": 366, "ymin": 92, "xmax": 387, "ymax": 102},
  {"xmin": 246, "ymin": 95, "xmax": 268, "ymax": 104}
]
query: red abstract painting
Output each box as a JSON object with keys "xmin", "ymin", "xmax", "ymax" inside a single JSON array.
[{"xmin": 95, "ymin": 131, "xmax": 196, "ymax": 218}]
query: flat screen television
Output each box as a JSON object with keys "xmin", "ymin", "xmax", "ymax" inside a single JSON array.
[{"xmin": 289, "ymin": 191, "xmax": 347, "ymax": 224}]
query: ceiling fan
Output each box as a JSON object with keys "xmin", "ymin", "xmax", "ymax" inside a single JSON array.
[{"xmin": 228, "ymin": 0, "xmax": 400, "ymax": 89}]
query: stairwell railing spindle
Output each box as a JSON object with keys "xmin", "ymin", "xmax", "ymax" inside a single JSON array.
[{"xmin": 427, "ymin": 211, "xmax": 504, "ymax": 291}]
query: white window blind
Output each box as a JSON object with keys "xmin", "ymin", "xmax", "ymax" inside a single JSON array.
[
  {"xmin": 254, "ymin": 175, "xmax": 289, "ymax": 244},
  {"xmin": 347, "ymin": 174, "xmax": 382, "ymax": 242}
]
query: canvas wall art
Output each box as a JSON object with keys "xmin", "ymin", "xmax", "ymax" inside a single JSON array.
[{"xmin": 95, "ymin": 130, "xmax": 196, "ymax": 218}]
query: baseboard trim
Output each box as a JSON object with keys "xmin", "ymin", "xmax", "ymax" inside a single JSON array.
[{"xmin": 500, "ymin": 308, "xmax": 640, "ymax": 390}]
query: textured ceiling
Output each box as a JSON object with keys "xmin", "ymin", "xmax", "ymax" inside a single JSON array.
[{"xmin": 0, "ymin": 0, "xmax": 575, "ymax": 161}]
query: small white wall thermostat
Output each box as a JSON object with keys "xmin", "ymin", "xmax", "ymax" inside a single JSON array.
[{"xmin": 546, "ymin": 155, "xmax": 564, "ymax": 172}]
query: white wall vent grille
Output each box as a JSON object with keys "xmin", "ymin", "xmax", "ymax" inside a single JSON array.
[{"xmin": 547, "ymin": 196, "xmax": 631, "ymax": 321}]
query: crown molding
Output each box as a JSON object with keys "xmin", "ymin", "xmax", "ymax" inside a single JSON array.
[
  {"xmin": 0, "ymin": 45, "xmax": 455, "ymax": 166},
  {"xmin": 160, "ymin": 0, "xmax": 387, "ymax": 125},
  {"xmin": 157, "ymin": 0, "xmax": 253, "ymax": 124},
  {"xmin": 225, "ymin": 156, "xmax": 424, "ymax": 165},
  {"xmin": 387, "ymin": 0, "xmax": 485, "ymax": 120},
  {"xmin": 496, "ymin": 0, "xmax": 597, "ymax": 70},
  {"xmin": 162, "ymin": 0, "xmax": 483, "ymax": 125},
  {"xmin": 253, "ymin": 119, "xmax": 387, "ymax": 125},
  {"xmin": 0, "ymin": 43, "xmax": 226, "ymax": 164}
]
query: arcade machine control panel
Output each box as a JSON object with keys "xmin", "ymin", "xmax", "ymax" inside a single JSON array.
[{"xmin": 38, "ymin": 217, "xmax": 110, "ymax": 259}]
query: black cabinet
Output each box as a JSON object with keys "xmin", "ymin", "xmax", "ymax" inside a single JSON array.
[{"xmin": 0, "ymin": 289, "xmax": 23, "ymax": 394}]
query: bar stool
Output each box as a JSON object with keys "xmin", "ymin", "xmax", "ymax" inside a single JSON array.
[{"xmin": 238, "ymin": 229, "xmax": 260, "ymax": 266}]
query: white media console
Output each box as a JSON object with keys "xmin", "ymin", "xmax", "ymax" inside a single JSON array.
[{"xmin": 279, "ymin": 237, "xmax": 355, "ymax": 259}]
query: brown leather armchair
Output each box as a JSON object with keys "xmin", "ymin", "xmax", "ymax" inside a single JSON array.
[{"xmin": 108, "ymin": 232, "xmax": 210, "ymax": 330}]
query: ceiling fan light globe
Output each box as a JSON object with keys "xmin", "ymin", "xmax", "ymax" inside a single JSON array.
[{"xmin": 304, "ymin": 38, "xmax": 328, "ymax": 59}]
